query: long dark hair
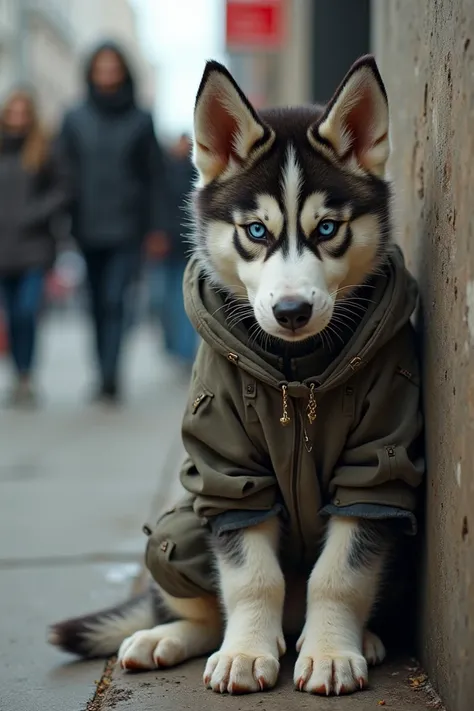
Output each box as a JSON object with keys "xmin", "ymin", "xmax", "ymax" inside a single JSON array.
[{"xmin": 0, "ymin": 88, "xmax": 49, "ymax": 172}]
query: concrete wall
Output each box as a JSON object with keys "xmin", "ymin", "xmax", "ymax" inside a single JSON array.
[{"xmin": 372, "ymin": 2, "xmax": 474, "ymax": 710}]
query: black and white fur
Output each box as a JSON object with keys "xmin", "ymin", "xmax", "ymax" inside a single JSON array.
[{"xmin": 50, "ymin": 56, "xmax": 395, "ymax": 696}]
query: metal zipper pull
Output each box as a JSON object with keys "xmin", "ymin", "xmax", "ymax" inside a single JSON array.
[
  {"xmin": 306, "ymin": 383, "xmax": 317, "ymax": 424},
  {"xmin": 192, "ymin": 393, "xmax": 206, "ymax": 413},
  {"xmin": 280, "ymin": 384, "xmax": 291, "ymax": 426}
]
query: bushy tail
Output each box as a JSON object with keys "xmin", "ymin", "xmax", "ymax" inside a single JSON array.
[{"xmin": 48, "ymin": 589, "xmax": 160, "ymax": 658}]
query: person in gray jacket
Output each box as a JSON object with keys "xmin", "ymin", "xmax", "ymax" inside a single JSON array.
[
  {"xmin": 60, "ymin": 41, "xmax": 167, "ymax": 404},
  {"xmin": 0, "ymin": 88, "xmax": 69, "ymax": 406}
]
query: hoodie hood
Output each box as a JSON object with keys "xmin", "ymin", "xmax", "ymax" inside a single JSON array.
[
  {"xmin": 184, "ymin": 244, "xmax": 419, "ymax": 392},
  {"xmin": 85, "ymin": 41, "xmax": 136, "ymax": 113}
]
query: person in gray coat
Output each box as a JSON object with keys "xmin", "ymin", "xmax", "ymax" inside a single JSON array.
[
  {"xmin": 0, "ymin": 88, "xmax": 69, "ymax": 406},
  {"xmin": 60, "ymin": 41, "xmax": 167, "ymax": 404}
]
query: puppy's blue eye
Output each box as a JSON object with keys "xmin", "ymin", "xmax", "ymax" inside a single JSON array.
[
  {"xmin": 246, "ymin": 222, "xmax": 267, "ymax": 241},
  {"xmin": 317, "ymin": 219, "xmax": 338, "ymax": 239}
]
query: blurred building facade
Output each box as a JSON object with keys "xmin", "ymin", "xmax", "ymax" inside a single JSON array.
[
  {"xmin": 0, "ymin": 0, "xmax": 156, "ymax": 128},
  {"xmin": 226, "ymin": 0, "xmax": 370, "ymax": 108},
  {"xmin": 0, "ymin": 0, "xmax": 23, "ymax": 99},
  {"xmin": 25, "ymin": 0, "xmax": 76, "ymax": 126},
  {"xmin": 225, "ymin": 0, "xmax": 312, "ymax": 109}
]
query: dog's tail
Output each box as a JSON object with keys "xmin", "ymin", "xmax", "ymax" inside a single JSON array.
[{"xmin": 48, "ymin": 583, "xmax": 169, "ymax": 658}]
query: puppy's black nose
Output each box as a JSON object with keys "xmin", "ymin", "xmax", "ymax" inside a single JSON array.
[{"xmin": 273, "ymin": 299, "xmax": 312, "ymax": 330}]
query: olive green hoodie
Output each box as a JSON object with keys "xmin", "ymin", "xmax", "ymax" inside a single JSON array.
[{"xmin": 178, "ymin": 245, "xmax": 423, "ymax": 569}]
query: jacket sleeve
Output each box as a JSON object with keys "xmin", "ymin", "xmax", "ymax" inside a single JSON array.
[
  {"xmin": 179, "ymin": 346, "xmax": 279, "ymax": 530},
  {"xmin": 325, "ymin": 326, "xmax": 424, "ymax": 532},
  {"xmin": 21, "ymin": 138, "xmax": 72, "ymax": 229}
]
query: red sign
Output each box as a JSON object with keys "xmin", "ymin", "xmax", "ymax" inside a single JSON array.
[{"xmin": 226, "ymin": 0, "xmax": 285, "ymax": 50}]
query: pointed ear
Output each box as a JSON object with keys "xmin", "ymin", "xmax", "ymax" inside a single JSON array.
[
  {"xmin": 310, "ymin": 55, "xmax": 389, "ymax": 178},
  {"xmin": 193, "ymin": 61, "xmax": 273, "ymax": 185}
]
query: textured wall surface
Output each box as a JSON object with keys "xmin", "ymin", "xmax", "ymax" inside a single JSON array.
[{"xmin": 372, "ymin": 2, "xmax": 474, "ymax": 710}]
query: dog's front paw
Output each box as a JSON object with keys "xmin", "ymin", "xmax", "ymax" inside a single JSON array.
[
  {"xmin": 118, "ymin": 627, "xmax": 186, "ymax": 671},
  {"xmin": 294, "ymin": 640, "xmax": 368, "ymax": 695},
  {"xmin": 203, "ymin": 648, "xmax": 280, "ymax": 694}
]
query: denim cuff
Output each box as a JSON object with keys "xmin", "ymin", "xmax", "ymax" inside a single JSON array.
[
  {"xmin": 319, "ymin": 502, "xmax": 417, "ymax": 535},
  {"xmin": 209, "ymin": 505, "xmax": 285, "ymax": 536}
]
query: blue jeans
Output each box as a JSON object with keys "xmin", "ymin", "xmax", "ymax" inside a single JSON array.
[
  {"xmin": 148, "ymin": 260, "xmax": 197, "ymax": 365},
  {"xmin": 0, "ymin": 269, "xmax": 45, "ymax": 375},
  {"xmin": 83, "ymin": 246, "xmax": 140, "ymax": 388}
]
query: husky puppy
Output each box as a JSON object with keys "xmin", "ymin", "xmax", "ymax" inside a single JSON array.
[{"xmin": 49, "ymin": 55, "xmax": 423, "ymax": 696}]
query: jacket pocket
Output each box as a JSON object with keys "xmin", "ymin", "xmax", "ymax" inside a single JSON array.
[
  {"xmin": 331, "ymin": 445, "xmax": 423, "ymax": 491},
  {"xmin": 144, "ymin": 502, "xmax": 214, "ymax": 598},
  {"xmin": 381, "ymin": 444, "xmax": 423, "ymax": 488}
]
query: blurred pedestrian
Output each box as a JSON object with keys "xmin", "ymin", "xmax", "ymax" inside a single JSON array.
[
  {"xmin": 60, "ymin": 41, "xmax": 166, "ymax": 404},
  {"xmin": 145, "ymin": 133, "xmax": 197, "ymax": 371},
  {"xmin": 0, "ymin": 88, "xmax": 69, "ymax": 406}
]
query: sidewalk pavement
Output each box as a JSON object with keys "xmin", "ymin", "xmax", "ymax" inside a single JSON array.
[
  {"xmin": 0, "ymin": 314, "xmax": 440, "ymax": 711},
  {"xmin": 0, "ymin": 313, "xmax": 188, "ymax": 711},
  {"xmin": 100, "ymin": 656, "xmax": 439, "ymax": 711}
]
